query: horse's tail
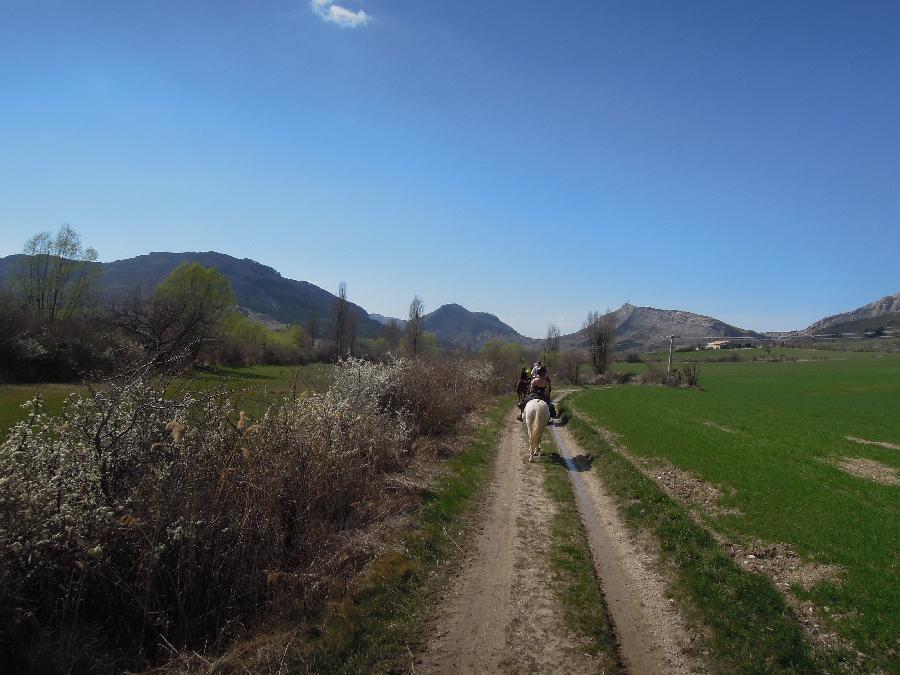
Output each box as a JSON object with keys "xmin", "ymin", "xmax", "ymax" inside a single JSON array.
[
  {"xmin": 529, "ymin": 414, "xmax": 544, "ymax": 449},
  {"xmin": 525, "ymin": 400, "xmax": 549, "ymax": 448}
]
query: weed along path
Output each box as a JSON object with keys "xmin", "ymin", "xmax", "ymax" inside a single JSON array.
[
  {"xmin": 550, "ymin": 423, "xmax": 707, "ymax": 675},
  {"xmin": 418, "ymin": 412, "xmax": 604, "ymax": 674}
]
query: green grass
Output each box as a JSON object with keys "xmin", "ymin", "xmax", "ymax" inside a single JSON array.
[
  {"xmin": 642, "ymin": 345, "xmax": 891, "ymax": 363},
  {"xmin": 291, "ymin": 395, "xmax": 515, "ymax": 673},
  {"xmin": 535, "ymin": 432, "xmax": 622, "ymax": 671},
  {"xmin": 565, "ymin": 412, "xmax": 818, "ymax": 673},
  {"xmin": 0, "ymin": 363, "xmax": 334, "ymax": 438},
  {"xmin": 571, "ymin": 352, "xmax": 900, "ymax": 672},
  {"xmin": 0, "ymin": 383, "xmax": 85, "ymax": 438}
]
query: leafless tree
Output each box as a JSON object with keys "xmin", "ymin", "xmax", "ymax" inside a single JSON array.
[
  {"xmin": 584, "ymin": 309, "xmax": 616, "ymax": 374},
  {"xmin": 406, "ymin": 295, "xmax": 424, "ymax": 356},
  {"xmin": 558, "ymin": 350, "xmax": 585, "ymax": 385},
  {"xmin": 544, "ymin": 323, "xmax": 561, "ymax": 357},
  {"xmin": 382, "ymin": 319, "xmax": 402, "ymax": 350},
  {"xmin": 18, "ymin": 224, "xmax": 98, "ymax": 321},
  {"xmin": 333, "ymin": 282, "xmax": 351, "ymax": 358}
]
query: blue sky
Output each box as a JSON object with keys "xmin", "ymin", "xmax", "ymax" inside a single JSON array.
[{"xmin": 1, "ymin": 1, "xmax": 897, "ymax": 337}]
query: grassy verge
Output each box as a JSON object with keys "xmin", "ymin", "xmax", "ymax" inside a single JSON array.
[
  {"xmin": 536, "ymin": 431, "xmax": 622, "ymax": 672},
  {"xmin": 289, "ymin": 395, "xmax": 515, "ymax": 673},
  {"xmin": 564, "ymin": 407, "xmax": 818, "ymax": 674}
]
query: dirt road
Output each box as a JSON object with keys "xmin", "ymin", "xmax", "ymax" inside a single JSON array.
[
  {"xmin": 550, "ymin": 424, "xmax": 706, "ymax": 674},
  {"xmin": 418, "ymin": 414, "xmax": 601, "ymax": 674},
  {"xmin": 418, "ymin": 407, "xmax": 707, "ymax": 674}
]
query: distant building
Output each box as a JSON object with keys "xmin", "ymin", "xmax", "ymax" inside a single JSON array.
[{"xmin": 705, "ymin": 339, "xmax": 733, "ymax": 350}]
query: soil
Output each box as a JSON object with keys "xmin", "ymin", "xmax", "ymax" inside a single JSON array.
[
  {"xmin": 419, "ymin": 409, "xmax": 709, "ymax": 674},
  {"xmin": 845, "ymin": 435, "xmax": 900, "ymax": 451},
  {"xmin": 551, "ymin": 424, "xmax": 709, "ymax": 675},
  {"xmin": 829, "ymin": 456, "xmax": 900, "ymax": 486},
  {"xmin": 417, "ymin": 415, "xmax": 602, "ymax": 674}
]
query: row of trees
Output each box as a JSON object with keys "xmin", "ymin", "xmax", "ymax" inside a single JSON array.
[
  {"xmin": 1, "ymin": 226, "xmax": 450, "ymax": 381},
  {"xmin": 539, "ymin": 309, "xmax": 617, "ymax": 379},
  {"xmin": 330, "ymin": 286, "xmax": 429, "ymax": 360},
  {"xmin": 3, "ymin": 224, "xmax": 620, "ymax": 382}
]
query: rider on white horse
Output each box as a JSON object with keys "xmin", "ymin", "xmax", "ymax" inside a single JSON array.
[{"xmin": 516, "ymin": 365, "xmax": 557, "ymax": 421}]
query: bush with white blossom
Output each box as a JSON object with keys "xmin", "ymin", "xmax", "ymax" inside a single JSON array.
[{"xmin": 0, "ymin": 356, "xmax": 487, "ymax": 670}]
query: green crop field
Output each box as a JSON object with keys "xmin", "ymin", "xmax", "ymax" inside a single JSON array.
[
  {"xmin": 571, "ymin": 351, "xmax": 900, "ymax": 671},
  {"xmin": 0, "ymin": 363, "xmax": 334, "ymax": 439}
]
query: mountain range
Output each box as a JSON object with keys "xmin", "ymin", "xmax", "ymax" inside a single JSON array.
[
  {"xmin": 0, "ymin": 251, "xmax": 895, "ymax": 352},
  {"xmin": 805, "ymin": 293, "xmax": 900, "ymax": 335}
]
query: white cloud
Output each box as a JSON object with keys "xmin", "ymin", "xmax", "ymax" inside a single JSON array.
[{"xmin": 311, "ymin": 0, "xmax": 370, "ymax": 28}]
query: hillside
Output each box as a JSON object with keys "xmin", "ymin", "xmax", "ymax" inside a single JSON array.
[
  {"xmin": 560, "ymin": 303, "xmax": 763, "ymax": 353},
  {"xmin": 368, "ymin": 313, "xmax": 405, "ymax": 327},
  {"xmin": 0, "ymin": 252, "xmax": 385, "ymax": 339},
  {"xmin": 806, "ymin": 293, "xmax": 900, "ymax": 334},
  {"xmin": 422, "ymin": 304, "xmax": 534, "ymax": 350}
]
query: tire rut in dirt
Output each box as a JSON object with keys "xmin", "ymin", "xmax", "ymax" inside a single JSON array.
[
  {"xmin": 551, "ymin": 423, "xmax": 709, "ymax": 675},
  {"xmin": 419, "ymin": 414, "xmax": 604, "ymax": 674}
]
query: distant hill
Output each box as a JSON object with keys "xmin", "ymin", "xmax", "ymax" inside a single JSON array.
[
  {"xmin": 0, "ymin": 252, "xmax": 385, "ymax": 339},
  {"xmin": 806, "ymin": 293, "xmax": 900, "ymax": 334},
  {"xmin": 812, "ymin": 313, "xmax": 900, "ymax": 337},
  {"xmin": 422, "ymin": 304, "xmax": 535, "ymax": 350},
  {"xmin": 560, "ymin": 303, "xmax": 763, "ymax": 353},
  {"xmin": 368, "ymin": 313, "xmax": 405, "ymax": 327}
]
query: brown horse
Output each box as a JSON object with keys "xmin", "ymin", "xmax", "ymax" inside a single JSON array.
[{"xmin": 515, "ymin": 375, "xmax": 529, "ymax": 402}]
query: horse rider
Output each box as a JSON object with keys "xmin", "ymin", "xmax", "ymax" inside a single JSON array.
[
  {"xmin": 516, "ymin": 365, "xmax": 557, "ymax": 421},
  {"xmin": 514, "ymin": 368, "xmax": 530, "ymax": 402}
]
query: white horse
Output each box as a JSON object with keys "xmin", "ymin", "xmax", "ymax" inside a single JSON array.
[{"xmin": 523, "ymin": 398, "xmax": 551, "ymax": 462}]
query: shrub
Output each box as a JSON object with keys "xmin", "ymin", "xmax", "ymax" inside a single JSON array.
[
  {"xmin": 558, "ymin": 350, "xmax": 585, "ymax": 384},
  {"xmin": 680, "ymin": 363, "xmax": 701, "ymax": 387},
  {"xmin": 640, "ymin": 363, "xmax": 668, "ymax": 385},
  {"xmin": 0, "ymin": 357, "xmax": 488, "ymax": 670}
]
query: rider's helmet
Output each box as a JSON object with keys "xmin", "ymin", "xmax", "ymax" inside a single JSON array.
[{"xmin": 536, "ymin": 366, "xmax": 547, "ymax": 377}]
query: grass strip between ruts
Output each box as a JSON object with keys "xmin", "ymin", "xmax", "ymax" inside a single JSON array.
[
  {"xmin": 563, "ymin": 404, "xmax": 819, "ymax": 674},
  {"xmin": 293, "ymin": 395, "xmax": 515, "ymax": 674},
  {"xmin": 536, "ymin": 430, "xmax": 624, "ymax": 673}
]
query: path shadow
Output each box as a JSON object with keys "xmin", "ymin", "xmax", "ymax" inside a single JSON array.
[
  {"xmin": 542, "ymin": 452, "xmax": 593, "ymax": 472},
  {"xmin": 568, "ymin": 453, "xmax": 593, "ymax": 472}
]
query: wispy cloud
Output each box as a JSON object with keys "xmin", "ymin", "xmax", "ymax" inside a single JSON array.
[{"xmin": 311, "ymin": 0, "xmax": 370, "ymax": 28}]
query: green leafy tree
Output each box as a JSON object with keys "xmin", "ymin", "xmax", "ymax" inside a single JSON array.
[
  {"xmin": 117, "ymin": 263, "xmax": 235, "ymax": 368},
  {"xmin": 18, "ymin": 224, "xmax": 98, "ymax": 321}
]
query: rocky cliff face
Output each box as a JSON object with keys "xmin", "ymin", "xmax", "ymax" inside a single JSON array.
[
  {"xmin": 806, "ymin": 293, "xmax": 900, "ymax": 333},
  {"xmin": 561, "ymin": 303, "xmax": 762, "ymax": 353}
]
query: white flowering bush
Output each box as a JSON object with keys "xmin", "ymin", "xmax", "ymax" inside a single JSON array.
[{"xmin": 0, "ymin": 357, "xmax": 488, "ymax": 670}]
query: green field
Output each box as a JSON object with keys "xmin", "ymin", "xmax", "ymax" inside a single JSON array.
[
  {"xmin": 571, "ymin": 352, "xmax": 900, "ymax": 671},
  {"xmin": 642, "ymin": 345, "xmax": 894, "ymax": 364},
  {"xmin": 0, "ymin": 363, "xmax": 334, "ymax": 439}
]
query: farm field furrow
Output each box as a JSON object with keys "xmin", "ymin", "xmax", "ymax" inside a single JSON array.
[{"xmin": 572, "ymin": 353, "xmax": 900, "ymax": 672}]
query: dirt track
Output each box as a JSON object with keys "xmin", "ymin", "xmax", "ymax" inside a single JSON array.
[
  {"xmin": 418, "ymin": 414, "xmax": 601, "ymax": 674},
  {"xmin": 551, "ymin": 424, "xmax": 707, "ymax": 674},
  {"xmin": 418, "ymin": 408, "xmax": 706, "ymax": 674}
]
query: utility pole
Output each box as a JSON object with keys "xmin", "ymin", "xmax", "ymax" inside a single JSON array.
[{"xmin": 665, "ymin": 335, "xmax": 678, "ymax": 378}]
